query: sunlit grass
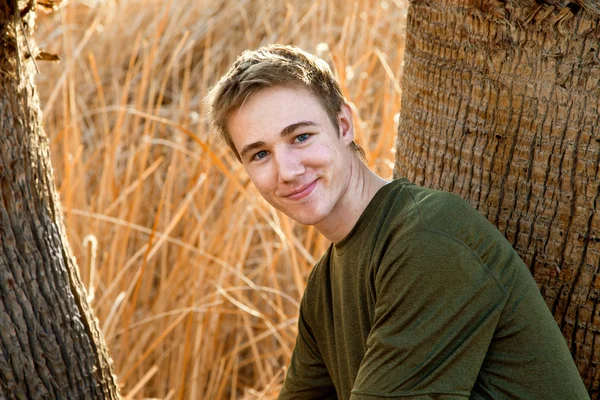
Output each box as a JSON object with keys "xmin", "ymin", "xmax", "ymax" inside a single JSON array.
[{"xmin": 35, "ymin": 0, "xmax": 408, "ymax": 397}]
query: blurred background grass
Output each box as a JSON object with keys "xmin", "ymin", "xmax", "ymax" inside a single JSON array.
[{"xmin": 35, "ymin": 0, "xmax": 408, "ymax": 398}]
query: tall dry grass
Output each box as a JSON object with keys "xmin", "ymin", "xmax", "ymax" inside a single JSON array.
[{"xmin": 35, "ymin": 0, "xmax": 408, "ymax": 398}]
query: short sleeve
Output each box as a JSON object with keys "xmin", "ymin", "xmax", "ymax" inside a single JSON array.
[
  {"xmin": 278, "ymin": 294, "xmax": 337, "ymax": 400},
  {"xmin": 350, "ymin": 230, "xmax": 507, "ymax": 399}
]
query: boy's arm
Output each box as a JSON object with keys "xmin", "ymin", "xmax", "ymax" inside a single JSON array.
[
  {"xmin": 351, "ymin": 231, "xmax": 505, "ymax": 399},
  {"xmin": 278, "ymin": 296, "xmax": 337, "ymax": 400},
  {"xmin": 350, "ymin": 229, "xmax": 587, "ymax": 399}
]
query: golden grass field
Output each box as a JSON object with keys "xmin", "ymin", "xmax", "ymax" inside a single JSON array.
[{"xmin": 35, "ymin": 0, "xmax": 408, "ymax": 398}]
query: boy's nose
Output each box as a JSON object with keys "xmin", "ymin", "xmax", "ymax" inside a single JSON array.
[{"xmin": 275, "ymin": 151, "xmax": 305, "ymax": 183}]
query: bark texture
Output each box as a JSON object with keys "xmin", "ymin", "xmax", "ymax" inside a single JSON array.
[
  {"xmin": 0, "ymin": 1, "xmax": 120, "ymax": 398},
  {"xmin": 395, "ymin": 0, "xmax": 600, "ymax": 395}
]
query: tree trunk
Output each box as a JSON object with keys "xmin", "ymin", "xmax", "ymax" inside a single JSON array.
[
  {"xmin": 0, "ymin": 1, "xmax": 120, "ymax": 398},
  {"xmin": 395, "ymin": 0, "xmax": 600, "ymax": 395}
]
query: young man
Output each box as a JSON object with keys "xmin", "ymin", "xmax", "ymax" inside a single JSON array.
[{"xmin": 206, "ymin": 45, "xmax": 588, "ymax": 399}]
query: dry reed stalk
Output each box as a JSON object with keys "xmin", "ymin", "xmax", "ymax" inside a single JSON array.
[{"xmin": 34, "ymin": 0, "xmax": 408, "ymax": 397}]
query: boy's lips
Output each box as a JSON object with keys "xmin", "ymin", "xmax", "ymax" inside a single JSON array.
[{"xmin": 283, "ymin": 179, "xmax": 318, "ymax": 200}]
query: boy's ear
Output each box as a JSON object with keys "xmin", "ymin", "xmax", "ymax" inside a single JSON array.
[{"xmin": 338, "ymin": 103, "xmax": 355, "ymax": 145}]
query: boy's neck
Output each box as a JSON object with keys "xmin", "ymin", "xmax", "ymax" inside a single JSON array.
[{"xmin": 315, "ymin": 158, "xmax": 389, "ymax": 244}]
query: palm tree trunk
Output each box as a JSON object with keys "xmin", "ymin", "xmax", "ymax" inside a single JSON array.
[
  {"xmin": 0, "ymin": 1, "xmax": 120, "ymax": 398},
  {"xmin": 395, "ymin": 0, "xmax": 600, "ymax": 395}
]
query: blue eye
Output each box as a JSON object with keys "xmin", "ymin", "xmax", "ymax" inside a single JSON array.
[
  {"xmin": 253, "ymin": 150, "xmax": 268, "ymax": 161},
  {"xmin": 296, "ymin": 133, "xmax": 310, "ymax": 142}
]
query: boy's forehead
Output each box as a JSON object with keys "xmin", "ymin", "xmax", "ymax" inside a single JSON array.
[
  {"xmin": 227, "ymin": 85, "xmax": 328, "ymax": 141},
  {"xmin": 240, "ymin": 84, "xmax": 315, "ymax": 111}
]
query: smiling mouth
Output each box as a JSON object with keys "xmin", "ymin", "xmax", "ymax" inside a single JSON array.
[{"xmin": 283, "ymin": 179, "xmax": 318, "ymax": 201}]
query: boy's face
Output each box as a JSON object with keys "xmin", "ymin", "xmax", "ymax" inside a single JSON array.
[{"xmin": 227, "ymin": 85, "xmax": 355, "ymax": 227}]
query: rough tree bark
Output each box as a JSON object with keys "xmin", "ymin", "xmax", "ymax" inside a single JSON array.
[
  {"xmin": 0, "ymin": 1, "xmax": 120, "ymax": 398},
  {"xmin": 395, "ymin": 0, "xmax": 600, "ymax": 396}
]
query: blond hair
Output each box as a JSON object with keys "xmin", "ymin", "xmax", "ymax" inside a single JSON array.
[{"xmin": 205, "ymin": 44, "xmax": 365, "ymax": 161}]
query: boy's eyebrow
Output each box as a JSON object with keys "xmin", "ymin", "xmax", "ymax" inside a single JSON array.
[
  {"xmin": 240, "ymin": 141, "xmax": 266, "ymax": 160},
  {"xmin": 239, "ymin": 121, "xmax": 319, "ymax": 160},
  {"xmin": 280, "ymin": 121, "xmax": 319, "ymax": 137}
]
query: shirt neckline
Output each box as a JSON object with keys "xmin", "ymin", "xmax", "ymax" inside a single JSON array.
[{"xmin": 333, "ymin": 178, "xmax": 408, "ymax": 255}]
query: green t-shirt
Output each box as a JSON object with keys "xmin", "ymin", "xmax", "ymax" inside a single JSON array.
[{"xmin": 278, "ymin": 179, "xmax": 588, "ymax": 399}]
